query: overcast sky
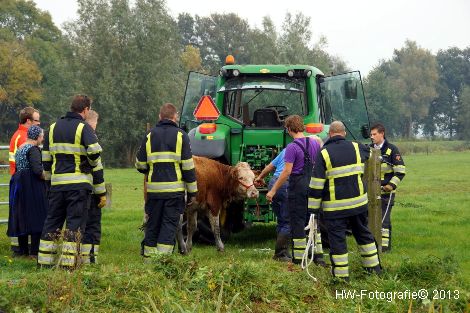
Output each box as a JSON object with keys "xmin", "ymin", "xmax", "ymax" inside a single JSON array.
[{"xmin": 33, "ymin": 0, "xmax": 470, "ymax": 75}]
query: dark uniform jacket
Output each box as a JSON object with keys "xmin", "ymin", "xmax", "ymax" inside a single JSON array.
[
  {"xmin": 42, "ymin": 112, "xmax": 102, "ymax": 192},
  {"xmin": 308, "ymin": 136, "xmax": 370, "ymax": 219},
  {"xmin": 371, "ymin": 140, "xmax": 406, "ymax": 193},
  {"xmin": 135, "ymin": 119, "xmax": 197, "ymax": 199}
]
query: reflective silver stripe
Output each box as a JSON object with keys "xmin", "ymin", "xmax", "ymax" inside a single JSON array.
[
  {"xmin": 359, "ymin": 243, "xmax": 377, "ymax": 254},
  {"xmin": 293, "ymin": 251, "xmax": 304, "ymax": 258},
  {"xmin": 81, "ymin": 256, "xmax": 91, "ymax": 264},
  {"xmin": 393, "ymin": 165, "xmax": 406, "ymax": 173},
  {"xmin": 333, "ymin": 267, "xmax": 349, "ymax": 277},
  {"xmin": 326, "ymin": 165, "xmax": 364, "ymax": 178},
  {"xmin": 390, "ymin": 176, "xmax": 401, "ymax": 186},
  {"xmin": 42, "ymin": 150, "xmax": 52, "ymax": 161},
  {"xmin": 308, "ymin": 198, "xmax": 321, "ymax": 208},
  {"xmin": 181, "ymin": 158, "xmax": 195, "ymax": 170},
  {"xmin": 322, "ymin": 193, "xmax": 368, "ymax": 210},
  {"xmin": 185, "ymin": 182, "xmax": 198, "ymax": 193},
  {"xmin": 39, "ymin": 240, "xmax": 57, "ymax": 252},
  {"xmin": 43, "ymin": 171, "xmax": 51, "ymax": 180},
  {"xmin": 50, "ymin": 144, "xmax": 86, "ymax": 154},
  {"xmin": 144, "ymin": 245, "xmax": 158, "ymax": 257},
  {"xmin": 38, "ymin": 253, "xmax": 56, "ymax": 265},
  {"xmin": 293, "ymin": 238, "xmax": 305, "ymax": 247},
  {"xmin": 147, "ymin": 154, "xmax": 181, "ymax": 162},
  {"xmin": 156, "ymin": 244, "xmax": 173, "ymax": 254},
  {"xmin": 93, "ymin": 245, "xmax": 100, "ymax": 255},
  {"xmin": 381, "ymin": 163, "xmax": 393, "ymax": 173},
  {"xmin": 51, "ymin": 173, "xmax": 92, "ymax": 184},
  {"xmin": 332, "ymin": 255, "xmax": 348, "ymax": 265},
  {"xmin": 10, "ymin": 237, "xmax": 19, "ymax": 246},
  {"xmin": 9, "ymin": 152, "xmax": 15, "ymax": 162},
  {"xmin": 309, "ymin": 178, "xmax": 325, "ymax": 189},
  {"xmin": 63, "ymin": 242, "xmax": 78, "ymax": 254},
  {"xmin": 382, "ymin": 228, "xmax": 390, "ymax": 236},
  {"xmin": 362, "ymin": 255, "xmax": 380, "ymax": 267},
  {"xmin": 87, "ymin": 143, "xmax": 102, "ymax": 154},
  {"xmin": 94, "ymin": 183, "xmax": 106, "ymax": 194},
  {"xmin": 382, "ymin": 239, "xmax": 390, "ymax": 246},
  {"xmin": 59, "ymin": 255, "xmax": 76, "ymax": 266},
  {"xmin": 87, "ymin": 156, "xmax": 100, "ymax": 167},
  {"xmin": 147, "ymin": 182, "xmax": 185, "ymax": 191}
]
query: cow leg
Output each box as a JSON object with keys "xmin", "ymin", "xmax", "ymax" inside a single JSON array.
[
  {"xmin": 185, "ymin": 209, "xmax": 197, "ymax": 253},
  {"xmin": 208, "ymin": 212, "xmax": 224, "ymax": 252},
  {"xmin": 176, "ymin": 214, "xmax": 187, "ymax": 255}
]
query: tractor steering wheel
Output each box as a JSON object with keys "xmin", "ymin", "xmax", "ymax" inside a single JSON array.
[{"xmin": 266, "ymin": 105, "xmax": 288, "ymax": 120}]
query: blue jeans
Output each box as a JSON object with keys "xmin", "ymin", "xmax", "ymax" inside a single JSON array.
[{"xmin": 268, "ymin": 176, "xmax": 290, "ymax": 235}]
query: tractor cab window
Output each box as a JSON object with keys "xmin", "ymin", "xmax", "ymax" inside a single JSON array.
[
  {"xmin": 318, "ymin": 71, "xmax": 370, "ymax": 141},
  {"xmin": 220, "ymin": 77, "xmax": 306, "ymax": 128}
]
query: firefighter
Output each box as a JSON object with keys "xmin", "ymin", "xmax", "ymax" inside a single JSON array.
[
  {"xmin": 81, "ymin": 110, "xmax": 107, "ymax": 264},
  {"xmin": 266, "ymin": 115, "xmax": 324, "ymax": 265},
  {"xmin": 38, "ymin": 95, "xmax": 102, "ymax": 268},
  {"xmin": 308, "ymin": 121, "xmax": 382, "ymax": 281},
  {"xmin": 8, "ymin": 107, "xmax": 41, "ymax": 256},
  {"xmin": 135, "ymin": 103, "xmax": 197, "ymax": 258},
  {"xmin": 370, "ymin": 123, "xmax": 406, "ymax": 252}
]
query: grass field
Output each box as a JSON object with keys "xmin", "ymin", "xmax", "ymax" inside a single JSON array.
[{"xmin": 0, "ymin": 151, "xmax": 469, "ymax": 312}]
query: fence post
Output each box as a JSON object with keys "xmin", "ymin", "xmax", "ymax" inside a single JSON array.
[
  {"xmin": 105, "ymin": 183, "xmax": 112, "ymax": 209},
  {"xmin": 364, "ymin": 148, "xmax": 382, "ymax": 252}
]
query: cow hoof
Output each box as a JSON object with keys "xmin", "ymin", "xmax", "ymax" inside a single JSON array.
[{"xmin": 216, "ymin": 246, "xmax": 225, "ymax": 253}]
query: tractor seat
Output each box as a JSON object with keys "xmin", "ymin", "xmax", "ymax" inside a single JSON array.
[{"xmin": 251, "ymin": 108, "xmax": 283, "ymax": 127}]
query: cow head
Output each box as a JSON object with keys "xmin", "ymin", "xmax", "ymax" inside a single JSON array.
[{"xmin": 233, "ymin": 162, "xmax": 259, "ymax": 199}]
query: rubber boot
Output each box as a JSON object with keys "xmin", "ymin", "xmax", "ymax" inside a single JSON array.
[
  {"xmin": 365, "ymin": 264, "xmax": 383, "ymax": 276},
  {"xmin": 273, "ymin": 233, "xmax": 292, "ymax": 262}
]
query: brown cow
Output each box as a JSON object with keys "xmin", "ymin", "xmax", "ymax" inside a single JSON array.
[{"xmin": 177, "ymin": 156, "xmax": 259, "ymax": 253}]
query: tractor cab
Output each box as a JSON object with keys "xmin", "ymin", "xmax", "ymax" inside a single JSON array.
[{"xmin": 180, "ymin": 56, "xmax": 370, "ymax": 226}]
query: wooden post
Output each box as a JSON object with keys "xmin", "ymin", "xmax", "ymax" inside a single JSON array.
[
  {"xmin": 105, "ymin": 183, "xmax": 112, "ymax": 209},
  {"xmin": 364, "ymin": 148, "xmax": 382, "ymax": 252}
]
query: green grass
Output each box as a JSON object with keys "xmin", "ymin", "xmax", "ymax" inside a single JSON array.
[{"xmin": 0, "ymin": 152, "xmax": 469, "ymax": 312}]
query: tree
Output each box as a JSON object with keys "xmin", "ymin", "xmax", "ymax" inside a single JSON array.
[
  {"xmin": 246, "ymin": 16, "xmax": 279, "ymax": 64},
  {"xmin": 181, "ymin": 45, "xmax": 203, "ymax": 72},
  {"xmin": 0, "ymin": 40, "xmax": 42, "ymax": 126},
  {"xmin": 457, "ymin": 85, "xmax": 470, "ymax": 139}
]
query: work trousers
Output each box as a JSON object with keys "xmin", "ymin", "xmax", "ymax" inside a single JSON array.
[
  {"xmin": 82, "ymin": 195, "xmax": 102, "ymax": 264},
  {"xmin": 38, "ymin": 189, "xmax": 91, "ymax": 267},
  {"xmin": 142, "ymin": 196, "xmax": 184, "ymax": 257},
  {"xmin": 324, "ymin": 211, "xmax": 380, "ymax": 279},
  {"xmin": 381, "ymin": 193, "xmax": 395, "ymax": 251},
  {"xmin": 268, "ymin": 176, "xmax": 290, "ymax": 235}
]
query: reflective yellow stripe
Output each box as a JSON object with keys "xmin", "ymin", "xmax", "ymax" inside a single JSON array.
[
  {"xmin": 9, "ymin": 152, "xmax": 16, "ymax": 162},
  {"xmin": 50, "ymin": 123, "xmax": 57, "ymax": 175},
  {"xmin": 309, "ymin": 177, "xmax": 325, "ymax": 189},
  {"xmin": 332, "ymin": 253, "xmax": 348, "ymax": 265},
  {"xmin": 87, "ymin": 156, "xmax": 100, "ymax": 167},
  {"xmin": 362, "ymin": 255, "xmax": 380, "ymax": 267},
  {"xmin": 326, "ymin": 164, "xmax": 364, "ymax": 179},
  {"xmin": 308, "ymin": 197, "xmax": 321, "ymax": 209},
  {"xmin": 42, "ymin": 150, "xmax": 51, "ymax": 161},
  {"xmin": 393, "ymin": 165, "xmax": 406, "ymax": 174},
  {"xmin": 10, "ymin": 237, "xmax": 19, "ymax": 246},
  {"xmin": 80, "ymin": 244, "xmax": 92, "ymax": 255},
  {"xmin": 43, "ymin": 170, "xmax": 51, "ymax": 180},
  {"xmin": 135, "ymin": 159, "xmax": 148, "ymax": 170},
  {"xmin": 333, "ymin": 266, "xmax": 349, "ymax": 277},
  {"xmin": 93, "ymin": 182, "xmax": 106, "ymax": 194},
  {"xmin": 144, "ymin": 245, "xmax": 158, "ymax": 257},
  {"xmin": 352, "ymin": 142, "xmax": 361, "ymax": 164},
  {"xmin": 63, "ymin": 242, "xmax": 78, "ymax": 254},
  {"xmin": 51, "ymin": 173, "xmax": 93, "ymax": 185},
  {"xmin": 385, "ymin": 148, "xmax": 392, "ymax": 156},
  {"xmin": 358, "ymin": 242, "xmax": 377, "ymax": 255},
  {"xmin": 39, "ymin": 240, "xmax": 57, "ymax": 252},
  {"xmin": 381, "ymin": 163, "xmax": 393, "ymax": 173},
  {"xmin": 181, "ymin": 158, "xmax": 195, "ymax": 170},
  {"xmin": 38, "ymin": 253, "xmax": 56, "ymax": 265},
  {"xmin": 147, "ymin": 182, "xmax": 185, "ymax": 192},
  {"xmin": 322, "ymin": 193, "xmax": 368, "ymax": 211},
  {"xmin": 93, "ymin": 160, "xmax": 103, "ymax": 171},
  {"xmin": 87, "ymin": 142, "xmax": 102, "ymax": 154},
  {"xmin": 156, "ymin": 243, "xmax": 173, "ymax": 254},
  {"xmin": 146, "ymin": 133, "xmax": 153, "ymax": 179},
  {"xmin": 93, "ymin": 245, "xmax": 100, "ymax": 255},
  {"xmin": 49, "ymin": 144, "xmax": 86, "ymax": 154},
  {"xmin": 293, "ymin": 238, "xmax": 305, "ymax": 247},
  {"xmin": 147, "ymin": 153, "xmax": 181, "ymax": 162},
  {"xmin": 59, "ymin": 255, "xmax": 76, "ymax": 266},
  {"xmin": 322, "ymin": 149, "xmax": 336, "ymax": 202},
  {"xmin": 185, "ymin": 181, "xmax": 198, "ymax": 193},
  {"xmin": 390, "ymin": 176, "xmax": 401, "ymax": 186},
  {"xmin": 13, "ymin": 134, "xmax": 21, "ymax": 153},
  {"xmin": 75, "ymin": 123, "xmax": 85, "ymax": 172}
]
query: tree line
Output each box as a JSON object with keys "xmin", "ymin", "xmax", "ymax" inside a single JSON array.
[{"xmin": 1, "ymin": 0, "xmax": 469, "ymax": 165}]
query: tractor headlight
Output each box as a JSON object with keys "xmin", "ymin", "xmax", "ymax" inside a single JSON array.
[
  {"xmin": 304, "ymin": 69, "xmax": 312, "ymax": 78},
  {"xmin": 232, "ymin": 69, "xmax": 240, "ymax": 77},
  {"xmin": 287, "ymin": 70, "xmax": 295, "ymax": 77}
]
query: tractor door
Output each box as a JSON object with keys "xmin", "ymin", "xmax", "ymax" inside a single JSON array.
[
  {"xmin": 180, "ymin": 71, "xmax": 217, "ymax": 132},
  {"xmin": 319, "ymin": 71, "xmax": 370, "ymax": 141}
]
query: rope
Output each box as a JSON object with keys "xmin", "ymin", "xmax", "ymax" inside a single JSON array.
[
  {"xmin": 381, "ymin": 192, "xmax": 393, "ymax": 224},
  {"xmin": 301, "ymin": 213, "xmax": 318, "ymax": 281}
]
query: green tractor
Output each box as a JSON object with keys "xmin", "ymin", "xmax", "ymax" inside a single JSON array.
[{"xmin": 180, "ymin": 57, "xmax": 370, "ymax": 238}]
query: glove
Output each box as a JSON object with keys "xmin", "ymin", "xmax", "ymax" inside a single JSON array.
[
  {"xmin": 382, "ymin": 184, "xmax": 394, "ymax": 192},
  {"xmin": 97, "ymin": 195, "xmax": 107, "ymax": 208}
]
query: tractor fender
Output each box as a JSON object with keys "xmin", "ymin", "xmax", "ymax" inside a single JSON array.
[{"xmin": 188, "ymin": 124, "xmax": 229, "ymax": 159}]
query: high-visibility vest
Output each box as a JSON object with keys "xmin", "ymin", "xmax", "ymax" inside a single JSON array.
[{"xmin": 8, "ymin": 124, "xmax": 28, "ymax": 175}]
